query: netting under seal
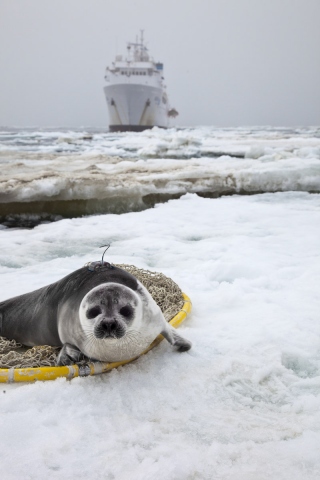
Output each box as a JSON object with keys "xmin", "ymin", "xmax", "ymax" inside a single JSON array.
[{"xmin": 0, "ymin": 265, "xmax": 184, "ymax": 369}]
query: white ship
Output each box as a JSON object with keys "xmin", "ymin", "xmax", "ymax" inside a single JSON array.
[{"xmin": 103, "ymin": 32, "xmax": 178, "ymax": 132}]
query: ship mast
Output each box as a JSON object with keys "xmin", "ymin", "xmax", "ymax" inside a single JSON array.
[
  {"xmin": 140, "ymin": 30, "xmax": 144, "ymax": 60},
  {"xmin": 128, "ymin": 30, "xmax": 147, "ymax": 62},
  {"xmin": 139, "ymin": 29, "xmax": 144, "ymax": 61}
]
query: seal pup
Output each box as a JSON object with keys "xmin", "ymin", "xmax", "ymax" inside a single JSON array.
[{"xmin": 0, "ymin": 264, "xmax": 191, "ymax": 365}]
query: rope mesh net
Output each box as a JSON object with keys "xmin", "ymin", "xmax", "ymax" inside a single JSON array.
[{"xmin": 0, "ymin": 265, "xmax": 184, "ymax": 369}]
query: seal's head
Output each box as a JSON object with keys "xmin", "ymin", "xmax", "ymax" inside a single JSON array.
[
  {"xmin": 80, "ymin": 283, "xmax": 140, "ymax": 341},
  {"xmin": 78, "ymin": 282, "xmax": 151, "ymax": 361}
]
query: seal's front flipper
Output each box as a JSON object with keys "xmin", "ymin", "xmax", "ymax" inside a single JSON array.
[
  {"xmin": 161, "ymin": 324, "xmax": 192, "ymax": 352},
  {"xmin": 56, "ymin": 343, "xmax": 85, "ymax": 366}
]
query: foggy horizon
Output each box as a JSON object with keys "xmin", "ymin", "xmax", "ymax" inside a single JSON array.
[{"xmin": 1, "ymin": 0, "xmax": 319, "ymax": 128}]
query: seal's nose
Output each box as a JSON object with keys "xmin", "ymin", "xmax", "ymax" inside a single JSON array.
[{"xmin": 100, "ymin": 319, "xmax": 118, "ymax": 337}]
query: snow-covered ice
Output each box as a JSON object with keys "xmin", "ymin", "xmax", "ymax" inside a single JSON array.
[
  {"xmin": 0, "ymin": 191, "xmax": 320, "ymax": 479},
  {"xmin": 0, "ymin": 127, "xmax": 319, "ymax": 212}
]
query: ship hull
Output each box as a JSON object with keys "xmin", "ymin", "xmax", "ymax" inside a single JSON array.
[
  {"xmin": 109, "ymin": 125, "xmax": 164, "ymax": 132},
  {"xmin": 104, "ymin": 83, "xmax": 168, "ymax": 132}
]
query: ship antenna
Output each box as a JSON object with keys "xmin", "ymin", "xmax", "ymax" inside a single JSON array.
[{"xmin": 140, "ymin": 29, "xmax": 144, "ymax": 60}]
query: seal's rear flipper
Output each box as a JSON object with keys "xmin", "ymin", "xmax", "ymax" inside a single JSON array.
[
  {"xmin": 57, "ymin": 343, "xmax": 86, "ymax": 366},
  {"xmin": 161, "ymin": 324, "xmax": 192, "ymax": 352}
]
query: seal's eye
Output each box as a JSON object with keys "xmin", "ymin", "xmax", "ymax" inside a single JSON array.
[
  {"xmin": 119, "ymin": 305, "xmax": 132, "ymax": 318},
  {"xmin": 86, "ymin": 306, "xmax": 102, "ymax": 319}
]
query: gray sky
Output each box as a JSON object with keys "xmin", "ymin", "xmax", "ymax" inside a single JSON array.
[{"xmin": 1, "ymin": 0, "xmax": 319, "ymax": 127}]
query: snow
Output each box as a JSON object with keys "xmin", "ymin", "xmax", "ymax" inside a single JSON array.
[
  {"xmin": 0, "ymin": 127, "xmax": 319, "ymax": 207},
  {"xmin": 0, "ymin": 191, "xmax": 320, "ymax": 479}
]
